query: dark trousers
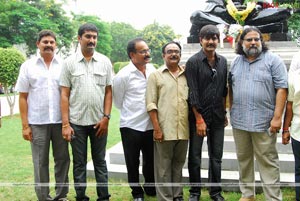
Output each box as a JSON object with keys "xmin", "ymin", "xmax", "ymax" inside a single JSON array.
[
  {"xmin": 120, "ymin": 127, "xmax": 156, "ymax": 198},
  {"xmin": 188, "ymin": 122, "xmax": 224, "ymax": 198},
  {"xmin": 71, "ymin": 124, "xmax": 110, "ymax": 201},
  {"xmin": 292, "ymin": 137, "xmax": 300, "ymax": 201}
]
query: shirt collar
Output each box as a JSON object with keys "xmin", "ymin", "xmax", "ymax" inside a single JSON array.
[
  {"xmin": 75, "ymin": 50, "xmax": 101, "ymax": 63},
  {"xmin": 199, "ymin": 49, "xmax": 221, "ymax": 63},
  {"xmin": 160, "ymin": 64, "xmax": 185, "ymax": 76},
  {"xmin": 128, "ymin": 60, "xmax": 154, "ymax": 73},
  {"xmin": 36, "ymin": 54, "xmax": 60, "ymax": 65}
]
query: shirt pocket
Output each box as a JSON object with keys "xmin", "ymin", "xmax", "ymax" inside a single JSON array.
[
  {"xmin": 28, "ymin": 70, "xmax": 47, "ymax": 89},
  {"xmin": 94, "ymin": 72, "xmax": 107, "ymax": 86},
  {"xmin": 71, "ymin": 71, "xmax": 85, "ymax": 88}
]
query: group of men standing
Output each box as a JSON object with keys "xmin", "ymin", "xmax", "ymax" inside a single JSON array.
[{"xmin": 16, "ymin": 22, "xmax": 291, "ymax": 201}]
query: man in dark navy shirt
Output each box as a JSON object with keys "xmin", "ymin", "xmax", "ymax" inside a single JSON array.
[{"xmin": 185, "ymin": 24, "xmax": 228, "ymax": 201}]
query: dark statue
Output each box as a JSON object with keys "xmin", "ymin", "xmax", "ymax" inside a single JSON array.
[{"xmin": 188, "ymin": 0, "xmax": 297, "ymax": 43}]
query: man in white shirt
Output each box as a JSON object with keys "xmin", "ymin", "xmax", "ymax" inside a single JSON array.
[
  {"xmin": 288, "ymin": 51, "xmax": 300, "ymax": 74},
  {"xmin": 113, "ymin": 38, "xmax": 156, "ymax": 201},
  {"xmin": 282, "ymin": 57, "xmax": 300, "ymax": 201},
  {"xmin": 16, "ymin": 30, "xmax": 70, "ymax": 201}
]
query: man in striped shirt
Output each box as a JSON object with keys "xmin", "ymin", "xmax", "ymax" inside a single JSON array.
[{"xmin": 60, "ymin": 23, "xmax": 112, "ymax": 201}]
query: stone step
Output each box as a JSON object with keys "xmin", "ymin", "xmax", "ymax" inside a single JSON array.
[
  {"xmin": 180, "ymin": 42, "xmax": 300, "ymax": 68},
  {"xmin": 107, "ymin": 139, "xmax": 294, "ymax": 173},
  {"xmin": 102, "ymin": 164, "xmax": 294, "ymax": 184},
  {"xmin": 87, "ymin": 143, "xmax": 295, "ymax": 192}
]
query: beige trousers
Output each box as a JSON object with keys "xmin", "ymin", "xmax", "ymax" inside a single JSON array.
[
  {"xmin": 154, "ymin": 140, "xmax": 188, "ymax": 201},
  {"xmin": 232, "ymin": 128, "xmax": 282, "ymax": 201}
]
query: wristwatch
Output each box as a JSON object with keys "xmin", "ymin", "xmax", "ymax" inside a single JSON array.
[{"xmin": 103, "ymin": 114, "xmax": 111, "ymax": 120}]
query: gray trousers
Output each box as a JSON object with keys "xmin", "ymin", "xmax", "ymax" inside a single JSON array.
[
  {"xmin": 232, "ymin": 128, "xmax": 282, "ymax": 201},
  {"xmin": 154, "ymin": 140, "xmax": 188, "ymax": 201},
  {"xmin": 31, "ymin": 124, "xmax": 70, "ymax": 201}
]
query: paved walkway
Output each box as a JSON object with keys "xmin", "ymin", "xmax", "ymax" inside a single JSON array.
[{"xmin": 0, "ymin": 95, "xmax": 19, "ymax": 117}]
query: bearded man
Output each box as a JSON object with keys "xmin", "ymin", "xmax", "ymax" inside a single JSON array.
[{"xmin": 228, "ymin": 26, "xmax": 287, "ymax": 201}]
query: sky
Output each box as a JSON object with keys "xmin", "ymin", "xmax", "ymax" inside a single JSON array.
[{"xmin": 63, "ymin": 0, "xmax": 206, "ymax": 42}]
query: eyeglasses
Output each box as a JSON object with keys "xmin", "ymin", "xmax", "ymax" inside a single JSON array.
[
  {"xmin": 136, "ymin": 49, "xmax": 151, "ymax": 55},
  {"xmin": 166, "ymin": 50, "xmax": 181, "ymax": 55},
  {"xmin": 244, "ymin": 38, "xmax": 261, "ymax": 42}
]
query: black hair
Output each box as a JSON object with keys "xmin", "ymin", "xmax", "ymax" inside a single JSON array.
[
  {"xmin": 199, "ymin": 24, "xmax": 220, "ymax": 39},
  {"xmin": 78, "ymin": 23, "xmax": 99, "ymax": 37},
  {"xmin": 236, "ymin": 26, "xmax": 268, "ymax": 55},
  {"xmin": 161, "ymin": 41, "xmax": 182, "ymax": 54},
  {"xmin": 37, "ymin": 30, "xmax": 56, "ymax": 42},
  {"xmin": 127, "ymin": 38, "xmax": 146, "ymax": 59}
]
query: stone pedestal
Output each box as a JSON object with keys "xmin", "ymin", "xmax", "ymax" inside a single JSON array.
[{"xmin": 270, "ymin": 32, "xmax": 292, "ymax": 41}]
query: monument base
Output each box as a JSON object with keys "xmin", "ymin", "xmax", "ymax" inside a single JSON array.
[
  {"xmin": 270, "ymin": 32, "xmax": 292, "ymax": 41},
  {"xmin": 187, "ymin": 35, "xmax": 199, "ymax": 44},
  {"xmin": 187, "ymin": 33, "xmax": 292, "ymax": 43}
]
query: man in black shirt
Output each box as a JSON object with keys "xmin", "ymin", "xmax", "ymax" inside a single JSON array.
[{"xmin": 185, "ymin": 24, "xmax": 228, "ymax": 201}]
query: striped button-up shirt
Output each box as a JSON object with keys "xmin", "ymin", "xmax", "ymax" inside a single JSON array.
[
  {"xmin": 60, "ymin": 50, "xmax": 113, "ymax": 126},
  {"xmin": 228, "ymin": 51, "xmax": 288, "ymax": 132}
]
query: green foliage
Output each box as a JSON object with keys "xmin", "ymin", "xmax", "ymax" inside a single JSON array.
[
  {"xmin": 288, "ymin": 13, "xmax": 300, "ymax": 41},
  {"xmin": 0, "ymin": 0, "xmax": 180, "ymax": 66},
  {"xmin": 31, "ymin": 0, "xmax": 75, "ymax": 57},
  {"xmin": 0, "ymin": 47, "xmax": 25, "ymax": 89},
  {"xmin": 0, "ymin": 0, "xmax": 73, "ymax": 57},
  {"xmin": 0, "ymin": 0, "xmax": 57, "ymax": 56},
  {"xmin": 110, "ymin": 22, "xmax": 139, "ymax": 63},
  {"xmin": 153, "ymin": 63, "xmax": 160, "ymax": 68},
  {"xmin": 73, "ymin": 15, "xmax": 112, "ymax": 57},
  {"xmin": 140, "ymin": 22, "xmax": 177, "ymax": 66},
  {"xmin": 113, "ymin": 61, "xmax": 129, "ymax": 74}
]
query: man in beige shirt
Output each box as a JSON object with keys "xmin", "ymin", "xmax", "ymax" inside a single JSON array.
[{"xmin": 146, "ymin": 41, "xmax": 189, "ymax": 201}]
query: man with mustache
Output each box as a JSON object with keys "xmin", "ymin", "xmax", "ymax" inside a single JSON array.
[
  {"xmin": 146, "ymin": 41, "xmax": 189, "ymax": 201},
  {"xmin": 185, "ymin": 24, "xmax": 228, "ymax": 201},
  {"xmin": 228, "ymin": 26, "xmax": 287, "ymax": 201},
  {"xmin": 113, "ymin": 38, "xmax": 156, "ymax": 201},
  {"xmin": 60, "ymin": 23, "xmax": 112, "ymax": 201},
  {"xmin": 16, "ymin": 30, "xmax": 70, "ymax": 201}
]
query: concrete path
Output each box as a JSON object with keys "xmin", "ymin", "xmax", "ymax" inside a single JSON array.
[{"xmin": 0, "ymin": 95, "xmax": 19, "ymax": 117}]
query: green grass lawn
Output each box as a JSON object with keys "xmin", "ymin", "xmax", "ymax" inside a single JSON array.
[{"xmin": 0, "ymin": 106, "xmax": 296, "ymax": 200}]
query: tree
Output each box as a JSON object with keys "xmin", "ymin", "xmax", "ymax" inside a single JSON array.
[
  {"xmin": 110, "ymin": 22, "xmax": 139, "ymax": 63},
  {"xmin": 0, "ymin": 0, "xmax": 74, "ymax": 57},
  {"xmin": 26, "ymin": 0, "xmax": 75, "ymax": 57},
  {"xmin": 140, "ymin": 21, "xmax": 177, "ymax": 66},
  {"xmin": 0, "ymin": 48, "xmax": 25, "ymax": 116},
  {"xmin": 73, "ymin": 15, "xmax": 112, "ymax": 57}
]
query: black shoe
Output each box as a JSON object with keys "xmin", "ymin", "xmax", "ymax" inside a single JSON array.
[
  {"xmin": 189, "ymin": 194, "xmax": 199, "ymax": 201},
  {"xmin": 76, "ymin": 196, "xmax": 89, "ymax": 201},
  {"xmin": 145, "ymin": 192, "xmax": 156, "ymax": 197},
  {"xmin": 133, "ymin": 198, "xmax": 144, "ymax": 201},
  {"xmin": 211, "ymin": 194, "xmax": 225, "ymax": 201},
  {"xmin": 144, "ymin": 187, "xmax": 156, "ymax": 196}
]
